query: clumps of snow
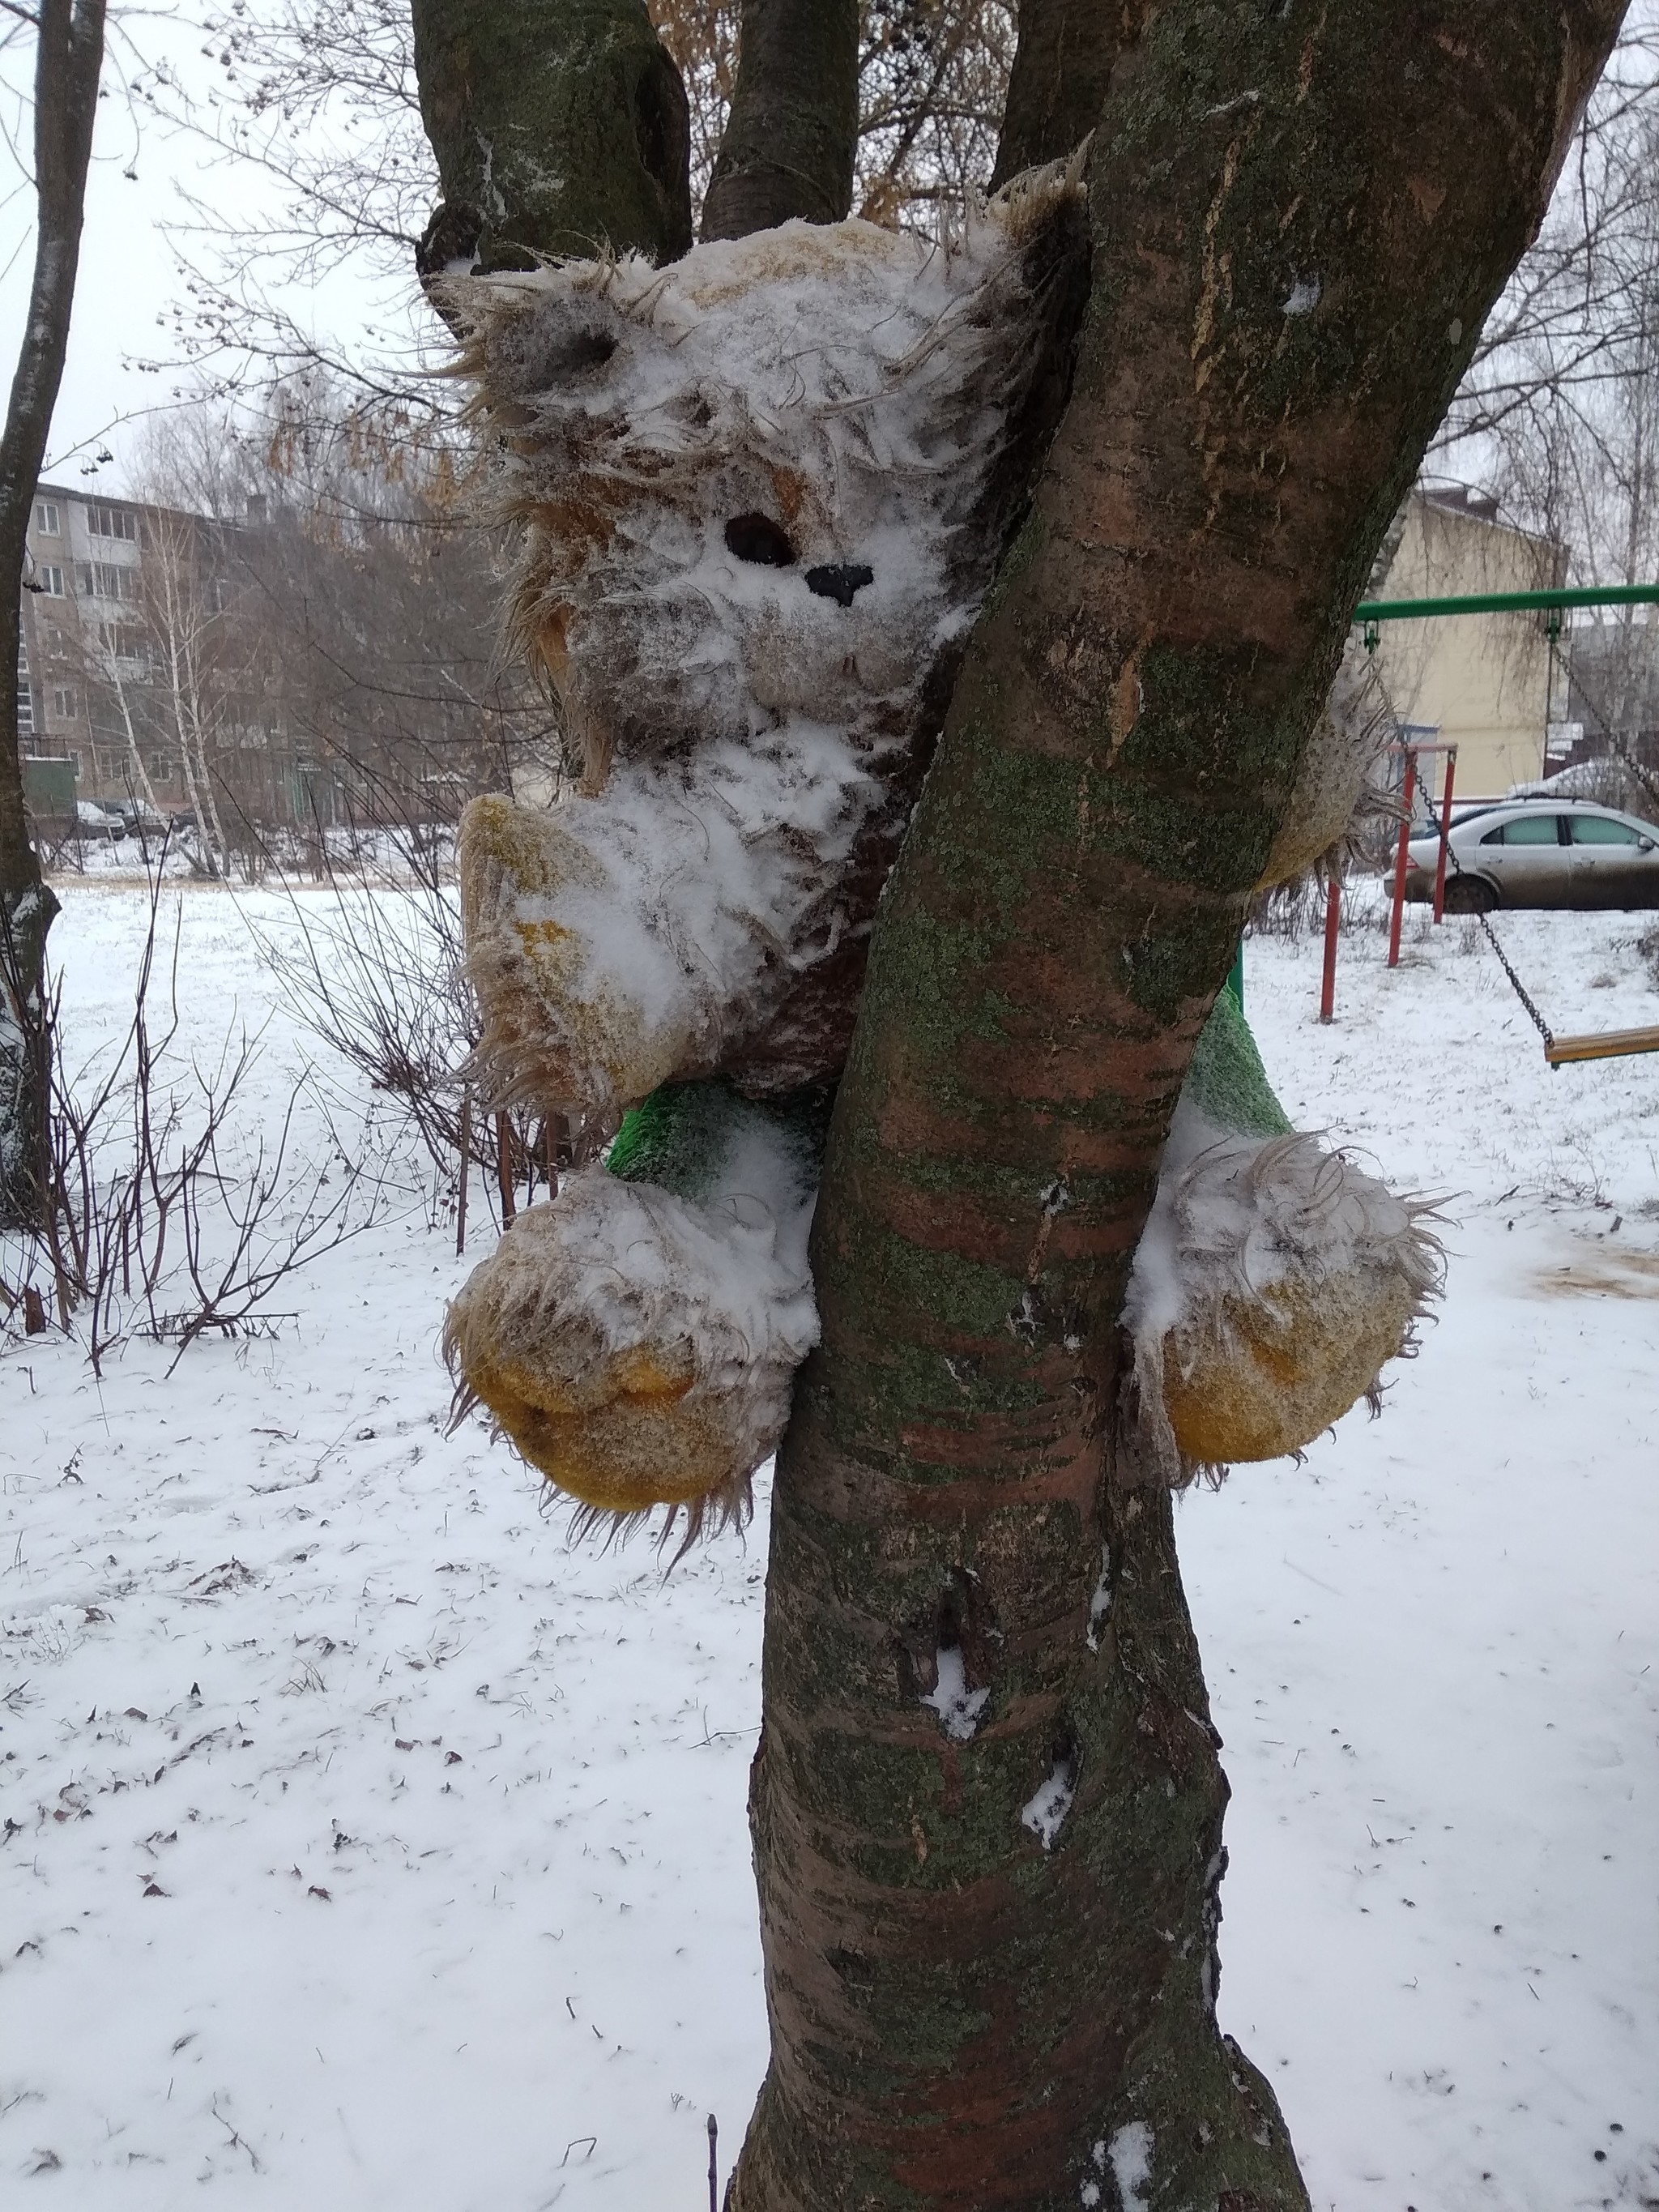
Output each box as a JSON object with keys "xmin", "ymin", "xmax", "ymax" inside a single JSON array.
[
  {"xmin": 1282, "ymin": 275, "xmax": 1321, "ymax": 316},
  {"xmin": 1107, "ymin": 2121, "xmax": 1154, "ymax": 2212},
  {"xmin": 445, "ymin": 1100, "xmax": 817, "ymax": 1543},
  {"xmin": 920, "ymin": 1644, "xmax": 989, "ymax": 1742},
  {"xmin": 444, "ymin": 155, "xmax": 1088, "ymax": 1115},
  {"xmin": 1021, "ymin": 1753, "xmax": 1077, "ymax": 1851},
  {"xmin": 1123, "ymin": 1091, "xmax": 1444, "ymax": 1480}
]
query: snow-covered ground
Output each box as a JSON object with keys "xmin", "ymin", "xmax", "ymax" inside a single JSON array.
[{"xmin": 2, "ymin": 883, "xmax": 1656, "ymax": 2210}]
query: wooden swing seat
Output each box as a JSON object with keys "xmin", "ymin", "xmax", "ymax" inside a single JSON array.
[{"xmin": 1545, "ymin": 1023, "xmax": 1659, "ymax": 1068}]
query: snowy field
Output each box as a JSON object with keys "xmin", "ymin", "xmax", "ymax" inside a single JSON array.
[{"xmin": 2, "ymin": 882, "xmax": 1656, "ymax": 2210}]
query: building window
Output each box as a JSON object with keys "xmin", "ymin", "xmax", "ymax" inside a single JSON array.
[
  {"xmin": 37, "ymin": 564, "xmax": 66, "ymax": 596},
  {"xmin": 16, "ymin": 647, "xmax": 33, "ymax": 737},
  {"xmin": 52, "ymin": 685, "xmax": 79, "ymax": 720},
  {"xmin": 75, "ymin": 561, "xmax": 137, "ymax": 602},
  {"xmin": 87, "ymin": 503, "xmax": 139, "ymax": 541},
  {"xmin": 33, "ymin": 499, "xmax": 60, "ymax": 534}
]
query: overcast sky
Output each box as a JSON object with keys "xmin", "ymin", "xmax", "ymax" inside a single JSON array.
[{"xmin": 0, "ymin": 12, "xmax": 420, "ymax": 495}]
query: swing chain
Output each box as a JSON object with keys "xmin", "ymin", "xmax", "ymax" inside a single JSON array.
[{"xmin": 1473, "ymin": 911, "xmax": 1555, "ymax": 1051}]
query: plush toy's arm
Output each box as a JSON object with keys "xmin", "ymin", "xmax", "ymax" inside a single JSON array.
[
  {"xmin": 445, "ymin": 1080, "xmax": 824, "ymax": 1543},
  {"xmin": 448, "ymin": 993, "xmax": 1440, "ymax": 1532},
  {"xmin": 461, "ymin": 733, "xmax": 881, "ymax": 1123},
  {"xmin": 1124, "ymin": 987, "xmax": 1442, "ymax": 1480}
]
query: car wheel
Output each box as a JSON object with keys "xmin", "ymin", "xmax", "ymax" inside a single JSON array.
[{"xmin": 1442, "ymin": 874, "xmax": 1496, "ymax": 914}]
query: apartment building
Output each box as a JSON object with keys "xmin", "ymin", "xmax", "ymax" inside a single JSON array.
[
  {"xmin": 19, "ymin": 473, "xmax": 505, "ymax": 839},
  {"xmin": 1369, "ymin": 485, "xmax": 1566, "ymax": 804},
  {"xmin": 19, "ymin": 484, "xmax": 151, "ymax": 796}
]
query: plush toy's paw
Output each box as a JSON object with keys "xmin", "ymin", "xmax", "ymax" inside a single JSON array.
[
  {"xmin": 460, "ymin": 732, "xmax": 877, "ymax": 1120},
  {"xmin": 459, "ymin": 793, "xmax": 689, "ymax": 1120},
  {"xmin": 444, "ymin": 1084, "xmax": 823, "ymax": 1538},
  {"xmin": 1126, "ymin": 990, "xmax": 1441, "ymax": 1475}
]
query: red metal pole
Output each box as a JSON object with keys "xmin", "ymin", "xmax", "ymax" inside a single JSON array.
[
  {"xmin": 1320, "ymin": 874, "xmax": 1341, "ymax": 1021},
  {"xmin": 1431, "ymin": 745, "xmax": 1457, "ymax": 922},
  {"xmin": 1388, "ymin": 747, "xmax": 1418, "ymax": 968}
]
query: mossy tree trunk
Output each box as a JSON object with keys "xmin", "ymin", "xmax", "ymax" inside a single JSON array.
[
  {"xmin": 410, "ymin": 0, "xmax": 692, "ymax": 289},
  {"xmin": 411, "ymin": 1, "xmax": 1627, "ymax": 2204},
  {"xmin": 698, "ymin": 0, "xmax": 859, "ymax": 240},
  {"xmin": 0, "ymin": 0, "xmax": 104, "ymax": 1230},
  {"xmin": 988, "ymin": 0, "xmax": 1150, "ymax": 190},
  {"xmin": 727, "ymin": 5, "xmax": 1625, "ymax": 2207}
]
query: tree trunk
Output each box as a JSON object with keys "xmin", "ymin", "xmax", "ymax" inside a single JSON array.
[
  {"xmin": 726, "ymin": 5, "xmax": 1625, "ymax": 2207},
  {"xmin": 699, "ymin": 0, "xmax": 859, "ymax": 240},
  {"xmin": 410, "ymin": 0, "xmax": 692, "ymax": 289},
  {"xmin": 0, "ymin": 0, "xmax": 105, "ymax": 1229},
  {"xmin": 411, "ymin": 1, "xmax": 1627, "ymax": 2204},
  {"xmin": 988, "ymin": 0, "xmax": 1150, "ymax": 187}
]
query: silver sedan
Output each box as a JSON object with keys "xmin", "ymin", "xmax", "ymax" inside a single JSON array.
[{"xmin": 1402, "ymin": 799, "xmax": 1659, "ymax": 911}]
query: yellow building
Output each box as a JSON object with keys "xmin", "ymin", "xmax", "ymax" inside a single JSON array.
[{"xmin": 1370, "ymin": 486, "xmax": 1563, "ymax": 804}]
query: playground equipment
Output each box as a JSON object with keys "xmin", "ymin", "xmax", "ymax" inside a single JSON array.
[{"xmin": 1314, "ymin": 582, "xmax": 1659, "ymax": 1065}]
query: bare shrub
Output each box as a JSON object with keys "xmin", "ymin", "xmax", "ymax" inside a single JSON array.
[
  {"xmin": 241, "ymin": 809, "xmax": 599, "ymax": 1242},
  {"xmin": 1, "ymin": 870, "xmax": 394, "ymax": 1372}
]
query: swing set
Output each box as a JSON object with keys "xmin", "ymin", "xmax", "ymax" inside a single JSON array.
[{"xmin": 1317, "ymin": 581, "xmax": 1659, "ymax": 1069}]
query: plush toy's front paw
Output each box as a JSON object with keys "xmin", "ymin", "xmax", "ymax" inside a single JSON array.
[
  {"xmin": 459, "ymin": 794, "xmax": 690, "ymax": 1121},
  {"xmin": 444, "ymin": 1086, "xmax": 822, "ymax": 1536},
  {"xmin": 1127, "ymin": 989, "xmax": 1442, "ymax": 1475},
  {"xmin": 460, "ymin": 731, "xmax": 876, "ymax": 1121}
]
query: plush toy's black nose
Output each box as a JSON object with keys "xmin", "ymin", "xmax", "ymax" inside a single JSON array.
[{"xmin": 805, "ymin": 563, "xmax": 874, "ymax": 608}]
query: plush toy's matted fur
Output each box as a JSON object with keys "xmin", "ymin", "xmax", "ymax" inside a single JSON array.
[
  {"xmin": 446, "ymin": 156, "xmax": 1091, "ymax": 1124},
  {"xmin": 441, "ymin": 160, "xmax": 1439, "ymax": 1539}
]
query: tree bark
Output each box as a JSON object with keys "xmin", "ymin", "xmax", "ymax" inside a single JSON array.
[
  {"xmin": 989, "ymin": 0, "xmax": 1153, "ymax": 186},
  {"xmin": 699, "ymin": 0, "xmax": 859, "ymax": 240},
  {"xmin": 411, "ymin": 0, "xmax": 692, "ymax": 287},
  {"xmin": 0, "ymin": 0, "xmax": 106, "ymax": 1229},
  {"xmin": 412, "ymin": 1, "xmax": 1627, "ymax": 2203},
  {"xmin": 727, "ymin": 5, "xmax": 1625, "ymax": 2207}
]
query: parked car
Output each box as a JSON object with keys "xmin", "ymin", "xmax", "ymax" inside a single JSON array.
[
  {"xmin": 1402, "ymin": 797, "xmax": 1659, "ymax": 910},
  {"xmin": 112, "ymin": 796, "xmax": 169, "ymax": 835},
  {"xmin": 74, "ymin": 800, "xmax": 125, "ymax": 843}
]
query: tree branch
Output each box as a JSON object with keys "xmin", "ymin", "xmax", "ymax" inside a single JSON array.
[{"xmin": 700, "ymin": 0, "xmax": 858, "ymax": 239}]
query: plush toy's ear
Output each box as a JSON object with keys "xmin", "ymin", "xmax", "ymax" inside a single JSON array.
[
  {"xmin": 1125, "ymin": 987, "xmax": 1442, "ymax": 1480},
  {"xmin": 444, "ymin": 1083, "xmax": 825, "ymax": 1545}
]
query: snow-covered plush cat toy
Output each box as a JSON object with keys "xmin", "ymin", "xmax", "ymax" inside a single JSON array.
[{"xmin": 441, "ymin": 163, "xmax": 1441, "ymax": 1540}]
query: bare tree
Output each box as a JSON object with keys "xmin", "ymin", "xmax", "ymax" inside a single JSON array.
[
  {"xmin": 411, "ymin": 2, "xmax": 1627, "ymax": 2205},
  {"xmin": 1, "ymin": 0, "xmax": 106, "ymax": 1226},
  {"xmin": 152, "ymin": 2, "xmax": 1021, "ymax": 407}
]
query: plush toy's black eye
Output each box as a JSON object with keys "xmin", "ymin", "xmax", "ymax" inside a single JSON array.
[
  {"xmin": 725, "ymin": 513, "xmax": 796, "ymax": 566},
  {"xmin": 558, "ymin": 328, "xmax": 618, "ymax": 371},
  {"xmin": 521, "ymin": 326, "xmax": 617, "ymax": 383},
  {"xmin": 805, "ymin": 562, "xmax": 875, "ymax": 608}
]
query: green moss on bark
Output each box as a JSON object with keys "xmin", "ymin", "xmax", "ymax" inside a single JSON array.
[
  {"xmin": 411, "ymin": 0, "xmax": 691, "ymax": 270},
  {"xmin": 731, "ymin": 5, "xmax": 1625, "ymax": 2206}
]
